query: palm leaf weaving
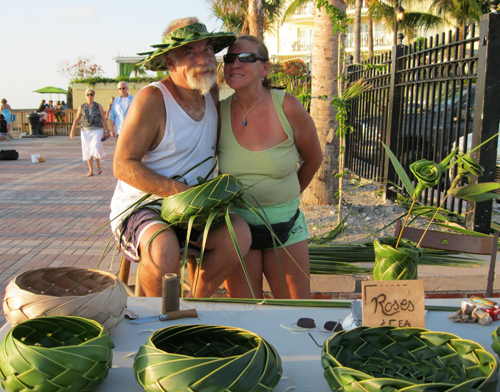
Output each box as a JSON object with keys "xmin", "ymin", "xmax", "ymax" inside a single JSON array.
[
  {"xmin": 0, "ymin": 316, "xmax": 114, "ymax": 392},
  {"xmin": 134, "ymin": 324, "xmax": 282, "ymax": 392},
  {"xmin": 322, "ymin": 326, "xmax": 498, "ymax": 392},
  {"xmin": 3, "ymin": 267, "xmax": 128, "ymax": 332}
]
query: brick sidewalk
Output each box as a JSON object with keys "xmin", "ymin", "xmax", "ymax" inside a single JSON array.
[{"xmin": 0, "ymin": 135, "xmax": 120, "ymax": 322}]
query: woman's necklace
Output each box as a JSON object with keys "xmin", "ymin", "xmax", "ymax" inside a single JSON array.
[{"xmin": 235, "ymin": 92, "xmax": 264, "ymax": 126}]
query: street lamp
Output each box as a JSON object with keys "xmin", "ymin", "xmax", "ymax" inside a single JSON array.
[{"xmin": 393, "ymin": 1, "xmax": 405, "ymax": 46}]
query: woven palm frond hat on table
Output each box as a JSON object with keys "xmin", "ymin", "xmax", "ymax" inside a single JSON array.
[{"xmin": 138, "ymin": 22, "xmax": 236, "ymax": 71}]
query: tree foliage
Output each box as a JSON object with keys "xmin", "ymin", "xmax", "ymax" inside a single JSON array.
[
  {"xmin": 58, "ymin": 55, "xmax": 104, "ymax": 81},
  {"xmin": 209, "ymin": 0, "xmax": 286, "ymax": 36}
]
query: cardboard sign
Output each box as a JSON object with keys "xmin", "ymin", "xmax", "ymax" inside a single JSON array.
[{"xmin": 361, "ymin": 280, "xmax": 425, "ymax": 328}]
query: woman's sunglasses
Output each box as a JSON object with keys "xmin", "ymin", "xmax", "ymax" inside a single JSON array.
[{"xmin": 223, "ymin": 52, "xmax": 266, "ymax": 64}]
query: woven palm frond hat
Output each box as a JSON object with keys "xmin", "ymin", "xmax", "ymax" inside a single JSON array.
[{"xmin": 139, "ymin": 22, "xmax": 236, "ymax": 71}]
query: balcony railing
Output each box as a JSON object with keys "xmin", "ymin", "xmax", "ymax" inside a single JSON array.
[
  {"xmin": 292, "ymin": 1, "xmax": 315, "ymax": 16},
  {"xmin": 279, "ymin": 38, "xmax": 313, "ymax": 53},
  {"xmin": 344, "ymin": 32, "xmax": 391, "ymax": 49}
]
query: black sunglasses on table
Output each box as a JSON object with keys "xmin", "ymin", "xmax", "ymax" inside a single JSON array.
[{"xmin": 223, "ymin": 52, "xmax": 266, "ymax": 64}]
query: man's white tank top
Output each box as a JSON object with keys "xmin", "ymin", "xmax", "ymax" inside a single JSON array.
[{"xmin": 110, "ymin": 81, "xmax": 217, "ymax": 232}]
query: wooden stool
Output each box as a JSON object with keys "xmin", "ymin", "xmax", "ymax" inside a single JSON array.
[
  {"xmin": 117, "ymin": 253, "xmax": 196, "ymax": 297},
  {"xmin": 118, "ymin": 254, "xmax": 139, "ymax": 296}
]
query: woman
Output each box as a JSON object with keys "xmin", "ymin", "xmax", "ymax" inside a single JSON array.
[
  {"xmin": 70, "ymin": 88, "xmax": 108, "ymax": 176},
  {"xmin": 218, "ymin": 36, "xmax": 323, "ymax": 299},
  {"xmin": 1, "ymin": 98, "xmax": 13, "ymax": 134}
]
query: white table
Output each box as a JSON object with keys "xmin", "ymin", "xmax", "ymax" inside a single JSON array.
[{"xmin": 0, "ymin": 298, "xmax": 499, "ymax": 392}]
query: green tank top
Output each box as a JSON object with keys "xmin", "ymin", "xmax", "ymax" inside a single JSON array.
[{"xmin": 218, "ymin": 89, "xmax": 300, "ymax": 206}]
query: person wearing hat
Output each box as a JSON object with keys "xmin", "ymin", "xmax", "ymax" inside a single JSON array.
[
  {"xmin": 69, "ymin": 88, "xmax": 108, "ymax": 176},
  {"xmin": 109, "ymin": 17, "xmax": 251, "ymax": 298}
]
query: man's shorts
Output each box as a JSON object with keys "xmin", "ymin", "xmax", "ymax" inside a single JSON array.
[{"xmin": 115, "ymin": 208, "xmax": 203, "ymax": 262}]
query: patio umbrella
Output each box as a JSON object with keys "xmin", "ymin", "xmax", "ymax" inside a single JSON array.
[{"xmin": 33, "ymin": 86, "xmax": 68, "ymax": 101}]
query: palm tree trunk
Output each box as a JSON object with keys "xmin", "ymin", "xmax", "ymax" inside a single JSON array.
[
  {"xmin": 302, "ymin": 0, "xmax": 345, "ymax": 205},
  {"xmin": 367, "ymin": 16, "xmax": 374, "ymax": 57},
  {"xmin": 248, "ymin": 0, "xmax": 265, "ymax": 40},
  {"xmin": 354, "ymin": 0, "xmax": 362, "ymax": 63}
]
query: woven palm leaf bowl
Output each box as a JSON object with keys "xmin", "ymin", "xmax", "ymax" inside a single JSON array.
[
  {"xmin": 322, "ymin": 326, "xmax": 498, "ymax": 392},
  {"xmin": 3, "ymin": 267, "xmax": 128, "ymax": 333},
  {"xmin": 0, "ymin": 316, "xmax": 114, "ymax": 392},
  {"xmin": 134, "ymin": 324, "xmax": 283, "ymax": 392}
]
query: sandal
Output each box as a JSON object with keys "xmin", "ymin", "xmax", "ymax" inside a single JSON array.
[
  {"xmin": 97, "ymin": 169, "xmax": 102, "ymax": 175},
  {"xmin": 87, "ymin": 172, "xmax": 94, "ymax": 177}
]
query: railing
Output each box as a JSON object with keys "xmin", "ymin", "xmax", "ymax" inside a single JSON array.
[
  {"xmin": 344, "ymin": 32, "xmax": 392, "ymax": 49},
  {"xmin": 292, "ymin": 1, "xmax": 315, "ymax": 16},
  {"xmin": 279, "ymin": 38, "xmax": 313, "ymax": 53},
  {"xmin": 12, "ymin": 109, "xmax": 78, "ymax": 132},
  {"xmin": 344, "ymin": 12, "xmax": 500, "ymax": 233}
]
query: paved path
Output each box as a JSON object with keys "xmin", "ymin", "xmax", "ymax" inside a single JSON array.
[{"xmin": 0, "ymin": 136, "xmax": 120, "ymax": 321}]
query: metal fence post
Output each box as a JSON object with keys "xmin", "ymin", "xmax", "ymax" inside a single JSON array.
[
  {"xmin": 383, "ymin": 44, "xmax": 405, "ymax": 200},
  {"xmin": 466, "ymin": 11, "xmax": 500, "ymax": 233}
]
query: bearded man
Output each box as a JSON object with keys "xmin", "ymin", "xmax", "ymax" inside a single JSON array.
[{"xmin": 110, "ymin": 17, "xmax": 251, "ymax": 297}]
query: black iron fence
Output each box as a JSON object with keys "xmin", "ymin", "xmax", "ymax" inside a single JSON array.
[{"xmin": 344, "ymin": 11, "xmax": 500, "ymax": 233}]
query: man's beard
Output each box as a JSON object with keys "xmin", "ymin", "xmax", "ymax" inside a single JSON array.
[{"xmin": 186, "ymin": 65, "xmax": 217, "ymax": 96}]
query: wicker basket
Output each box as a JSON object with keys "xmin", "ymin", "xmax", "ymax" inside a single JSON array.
[
  {"xmin": 0, "ymin": 316, "xmax": 114, "ymax": 392},
  {"xmin": 3, "ymin": 267, "xmax": 127, "ymax": 332},
  {"xmin": 134, "ymin": 324, "xmax": 282, "ymax": 392},
  {"xmin": 322, "ymin": 326, "xmax": 498, "ymax": 392}
]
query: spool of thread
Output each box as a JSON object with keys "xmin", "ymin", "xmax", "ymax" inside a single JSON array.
[{"xmin": 162, "ymin": 273, "xmax": 180, "ymax": 314}]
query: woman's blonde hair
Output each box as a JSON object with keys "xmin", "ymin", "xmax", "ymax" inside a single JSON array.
[{"xmin": 85, "ymin": 88, "xmax": 95, "ymax": 95}]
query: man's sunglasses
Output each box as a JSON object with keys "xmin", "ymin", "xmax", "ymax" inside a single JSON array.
[
  {"xmin": 223, "ymin": 52, "xmax": 266, "ymax": 64},
  {"xmin": 118, "ymin": 87, "xmax": 127, "ymax": 90},
  {"xmin": 86, "ymin": 94, "xmax": 94, "ymax": 96}
]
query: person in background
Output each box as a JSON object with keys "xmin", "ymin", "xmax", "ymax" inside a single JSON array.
[
  {"xmin": 218, "ymin": 35, "xmax": 323, "ymax": 299},
  {"xmin": 109, "ymin": 82, "xmax": 133, "ymax": 138},
  {"xmin": 1, "ymin": 99, "xmax": 13, "ymax": 134},
  {"xmin": 54, "ymin": 101, "xmax": 64, "ymax": 122},
  {"xmin": 0, "ymin": 113, "xmax": 12, "ymax": 141},
  {"xmin": 104, "ymin": 96, "xmax": 115, "ymax": 140},
  {"xmin": 61, "ymin": 101, "xmax": 67, "ymax": 109},
  {"xmin": 70, "ymin": 88, "xmax": 108, "ymax": 177},
  {"xmin": 109, "ymin": 17, "xmax": 250, "ymax": 297},
  {"xmin": 37, "ymin": 99, "xmax": 47, "ymax": 128}
]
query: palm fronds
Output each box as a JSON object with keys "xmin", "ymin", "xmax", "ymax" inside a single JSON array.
[
  {"xmin": 323, "ymin": 326, "xmax": 498, "ymax": 392},
  {"xmin": 0, "ymin": 316, "xmax": 114, "ymax": 392},
  {"xmin": 133, "ymin": 324, "xmax": 282, "ymax": 392},
  {"xmin": 308, "ymin": 239, "xmax": 485, "ymax": 276}
]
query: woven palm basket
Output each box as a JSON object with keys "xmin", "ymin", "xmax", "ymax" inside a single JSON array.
[
  {"xmin": 134, "ymin": 324, "xmax": 283, "ymax": 392},
  {"xmin": 3, "ymin": 267, "xmax": 128, "ymax": 333},
  {"xmin": 0, "ymin": 316, "xmax": 114, "ymax": 392},
  {"xmin": 322, "ymin": 326, "xmax": 498, "ymax": 392}
]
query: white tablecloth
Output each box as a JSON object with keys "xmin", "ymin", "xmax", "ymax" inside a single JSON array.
[{"xmin": 0, "ymin": 297, "xmax": 498, "ymax": 392}]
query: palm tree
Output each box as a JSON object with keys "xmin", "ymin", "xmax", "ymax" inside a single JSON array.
[
  {"xmin": 209, "ymin": 0, "xmax": 285, "ymax": 39},
  {"xmin": 429, "ymin": 0, "xmax": 489, "ymax": 35},
  {"xmin": 368, "ymin": 0, "xmax": 442, "ymax": 43},
  {"xmin": 302, "ymin": 0, "xmax": 347, "ymax": 205},
  {"xmin": 353, "ymin": 0, "xmax": 362, "ymax": 62}
]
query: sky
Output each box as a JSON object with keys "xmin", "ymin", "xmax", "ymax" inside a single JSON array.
[{"xmin": 1, "ymin": 0, "xmax": 223, "ymax": 109}]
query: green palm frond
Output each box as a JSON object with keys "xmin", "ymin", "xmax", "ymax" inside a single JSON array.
[
  {"xmin": 133, "ymin": 324, "xmax": 282, "ymax": 392},
  {"xmin": 0, "ymin": 316, "xmax": 114, "ymax": 392},
  {"xmin": 323, "ymin": 326, "xmax": 498, "ymax": 392}
]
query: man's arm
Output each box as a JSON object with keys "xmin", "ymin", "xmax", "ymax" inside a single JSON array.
[{"xmin": 113, "ymin": 85, "xmax": 191, "ymax": 197}]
